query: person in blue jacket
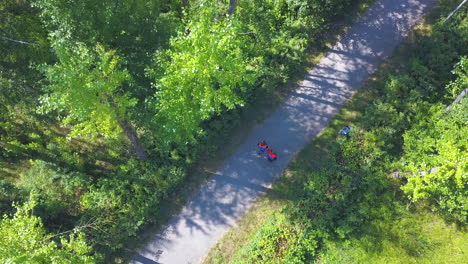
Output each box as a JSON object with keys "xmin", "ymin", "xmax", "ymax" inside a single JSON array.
[{"xmin": 340, "ymin": 125, "xmax": 351, "ymax": 139}]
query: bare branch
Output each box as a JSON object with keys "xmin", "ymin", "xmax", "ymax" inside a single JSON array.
[
  {"xmin": 237, "ymin": 31, "xmax": 255, "ymax": 35},
  {"xmin": 444, "ymin": 0, "xmax": 467, "ymax": 23},
  {"xmin": 445, "ymin": 88, "xmax": 468, "ymax": 112},
  {"xmin": 43, "ymin": 217, "xmax": 98, "ymax": 243},
  {"xmin": 0, "ymin": 35, "xmax": 39, "ymax": 46}
]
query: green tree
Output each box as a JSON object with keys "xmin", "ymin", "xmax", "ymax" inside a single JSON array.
[
  {"xmin": 401, "ymin": 99, "xmax": 468, "ymax": 223},
  {"xmin": 0, "ymin": 195, "xmax": 97, "ymax": 263},
  {"xmin": 39, "ymin": 42, "xmax": 147, "ymax": 159},
  {"xmin": 148, "ymin": 2, "xmax": 258, "ymax": 146},
  {"xmin": 0, "ymin": 0, "xmax": 51, "ymax": 85},
  {"xmin": 34, "ymin": 0, "xmax": 182, "ymax": 98},
  {"xmin": 401, "ymin": 58, "xmax": 468, "ymax": 223}
]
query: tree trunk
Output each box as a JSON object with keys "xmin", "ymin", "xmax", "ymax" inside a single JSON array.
[
  {"xmin": 445, "ymin": 88, "xmax": 468, "ymax": 112},
  {"xmin": 108, "ymin": 97, "xmax": 147, "ymax": 160},
  {"xmin": 228, "ymin": 0, "xmax": 237, "ymax": 15},
  {"xmin": 117, "ymin": 119, "xmax": 148, "ymax": 160}
]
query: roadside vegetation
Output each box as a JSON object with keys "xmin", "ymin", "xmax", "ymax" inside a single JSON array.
[
  {"xmin": 204, "ymin": 1, "xmax": 467, "ymax": 263},
  {"xmin": 1, "ymin": 0, "xmax": 373, "ymax": 262}
]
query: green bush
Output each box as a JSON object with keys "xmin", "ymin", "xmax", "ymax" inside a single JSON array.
[
  {"xmin": 0, "ymin": 195, "xmax": 99, "ymax": 263},
  {"xmin": 19, "ymin": 160, "xmax": 91, "ymax": 226},
  {"xmin": 79, "ymin": 160, "xmax": 186, "ymax": 251},
  {"xmin": 401, "ymin": 98, "xmax": 467, "ymax": 223},
  {"xmin": 232, "ymin": 215, "xmax": 318, "ymax": 264}
]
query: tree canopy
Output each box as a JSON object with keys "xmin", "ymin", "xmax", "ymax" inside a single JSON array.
[
  {"xmin": 40, "ymin": 43, "xmax": 133, "ymax": 140},
  {"xmin": 401, "ymin": 57, "xmax": 468, "ymax": 223},
  {"xmin": 0, "ymin": 195, "xmax": 98, "ymax": 263},
  {"xmin": 148, "ymin": 4, "xmax": 258, "ymax": 145}
]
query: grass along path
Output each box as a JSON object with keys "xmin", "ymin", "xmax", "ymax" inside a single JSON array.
[
  {"xmin": 318, "ymin": 209, "xmax": 467, "ymax": 264},
  {"xmin": 203, "ymin": 1, "xmax": 467, "ymax": 263}
]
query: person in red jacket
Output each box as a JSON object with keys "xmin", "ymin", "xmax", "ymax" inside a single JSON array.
[
  {"xmin": 257, "ymin": 140, "xmax": 268, "ymax": 154},
  {"xmin": 267, "ymin": 149, "xmax": 277, "ymax": 161}
]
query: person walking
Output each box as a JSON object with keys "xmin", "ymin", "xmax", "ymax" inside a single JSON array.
[
  {"xmin": 257, "ymin": 140, "xmax": 268, "ymax": 154},
  {"xmin": 267, "ymin": 149, "xmax": 277, "ymax": 161}
]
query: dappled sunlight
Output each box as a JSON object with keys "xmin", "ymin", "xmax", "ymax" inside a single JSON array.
[{"xmin": 131, "ymin": 0, "xmax": 437, "ymax": 263}]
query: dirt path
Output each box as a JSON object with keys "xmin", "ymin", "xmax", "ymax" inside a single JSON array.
[{"xmin": 131, "ymin": 0, "xmax": 436, "ymax": 263}]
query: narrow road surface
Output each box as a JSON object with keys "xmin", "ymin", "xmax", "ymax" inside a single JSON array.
[{"xmin": 131, "ymin": 0, "xmax": 436, "ymax": 263}]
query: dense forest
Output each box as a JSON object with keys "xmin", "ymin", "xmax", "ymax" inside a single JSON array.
[
  {"xmin": 1, "ymin": 0, "xmax": 358, "ymax": 262},
  {"xmin": 0, "ymin": 0, "xmax": 466, "ymax": 263}
]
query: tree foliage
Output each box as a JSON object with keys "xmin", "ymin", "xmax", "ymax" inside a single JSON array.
[
  {"xmin": 39, "ymin": 42, "xmax": 134, "ymax": 140},
  {"xmin": 148, "ymin": 2, "xmax": 259, "ymax": 145},
  {"xmin": 19, "ymin": 160, "xmax": 90, "ymax": 224},
  {"xmin": 0, "ymin": 0, "xmax": 52, "ymax": 160},
  {"xmin": 401, "ymin": 57, "xmax": 468, "ymax": 223},
  {"xmin": 232, "ymin": 215, "xmax": 318, "ymax": 264},
  {"xmin": 34, "ymin": 0, "xmax": 182, "ymax": 101},
  {"xmin": 0, "ymin": 196, "xmax": 98, "ymax": 263},
  {"xmin": 78, "ymin": 160, "xmax": 185, "ymax": 249}
]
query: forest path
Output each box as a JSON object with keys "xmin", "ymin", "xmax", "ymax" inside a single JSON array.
[{"xmin": 131, "ymin": 0, "xmax": 436, "ymax": 263}]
